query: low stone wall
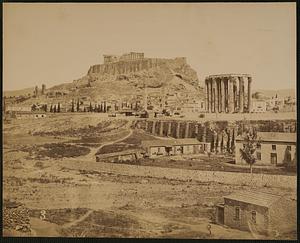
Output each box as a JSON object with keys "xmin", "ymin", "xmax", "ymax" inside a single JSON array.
[{"xmin": 68, "ymin": 161, "xmax": 297, "ymax": 189}]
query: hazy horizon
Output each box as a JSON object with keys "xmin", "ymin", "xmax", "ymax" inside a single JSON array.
[{"xmin": 3, "ymin": 3, "xmax": 296, "ymax": 91}]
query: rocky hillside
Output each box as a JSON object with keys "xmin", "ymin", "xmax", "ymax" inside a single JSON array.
[{"xmin": 47, "ymin": 57, "xmax": 202, "ymax": 101}]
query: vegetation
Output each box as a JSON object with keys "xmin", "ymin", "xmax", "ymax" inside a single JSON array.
[{"xmin": 239, "ymin": 130, "xmax": 260, "ymax": 175}]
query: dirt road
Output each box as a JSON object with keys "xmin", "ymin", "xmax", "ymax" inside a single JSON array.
[{"xmin": 62, "ymin": 210, "xmax": 94, "ymax": 228}]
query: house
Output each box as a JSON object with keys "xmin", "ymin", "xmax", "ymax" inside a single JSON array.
[
  {"xmin": 235, "ymin": 132, "xmax": 296, "ymax": 166},
  {"xmin": 251, "ymin": 100, "xmax": 267, "ymax": 113},
  {"xmin": 6, "ymin": 105, "xmax": 32, "ymax": 112},
  {"xmin": 216, "ymin": 191, "xmax": 296, "ymax": 235},
  {"xmin": 141, "ymin": 138, "xmax": 211, "ymax": 158},
  {"xmin": 266, "ymin": 96, "xmax": 284, "ymax": 111},
  {"xmin": 181, "ymin": 100, "xmax": 205, "ymax": 114},
  {"xmin": 95, "ymin": 149, "xmax": 142, "ymax": 164}
]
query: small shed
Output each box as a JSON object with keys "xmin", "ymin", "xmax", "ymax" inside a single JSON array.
[
  {"xmin": 216, "ymin": 191, "xmax": 296, "ymax": 236},
  {"xmin": 141, "ymin": 138, "xmax": 210, "ymax": 158},
  {"xmin": 95, "ymin": 149, "xmax": 142, "ymax": 164}
]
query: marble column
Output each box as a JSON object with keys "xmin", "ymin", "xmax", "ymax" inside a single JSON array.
[
  {"xmin": 205, "ymin": 80, "xmax": 210, "ymax": 112},
  {"xmin": 152, "ymin": 121, "xmax": 156, "ymax": 134},
  {"xmin": 228, "ymin": 78, "xmax": 234, "ymax": 113},
  {"xmin": 167, "ymin": 122, "xmax": 172, "ymax": 136},
  {"xmin": 248, "ymin": 76, "xmax": 252, "ymax": 112},
  {"xmin": 239, "ymin": 77, "xmax": 244, "ymax": 113},
  {"xmin": 212, "ymin": 79, "xmax": 216, "ymax": 113},
  {"xmin": 220, "ymin": 78, "xmax": 225, "ymax": 113},
  {"xmin": 202, "ymin": 126, "xmax": 207, "ymax": 142},
  {"xmin": 215, "ymin": 79, "xmax": 219, "ymax": 113},
  {"xmin": 185, "ymin": 122, "xmax": 189, "ymax": 138},
  {"xmin": 209, "ymin": 79, "xmax": 213, "ymax": 113},
  {"xmin": 176, "ymin": 122, "xmax": 180, "ymax": 138},
  {"xmin": 194, "ymin": 124, "xmax": 199, "ymax": 136},
  {"xmin": 159, "ymin": 121, "xmax": 164, "ymax": 136}
]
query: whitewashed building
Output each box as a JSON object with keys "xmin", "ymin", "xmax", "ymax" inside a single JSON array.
[{"xmin": 235, "ymin": 132, "xmax": 296, "ymax": 166}]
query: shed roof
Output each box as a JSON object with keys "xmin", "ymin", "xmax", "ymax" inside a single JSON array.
[
  {"xmin": 236, "ymin": 132, "xmax": 296, "ymax": 143},
  {"xmin": 224, "ymin": 191, "xmax": 283, "ymax": 208},
  {"xmin": 141, "ymin": 138, "xmax": 202, "ymax": 148},
  {"xmin": 96, "ymin": 149, "xmax": 141, "ymax": 158}
]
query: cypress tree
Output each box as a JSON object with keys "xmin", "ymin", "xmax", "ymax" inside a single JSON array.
[
  {"xmin": 57, "ymin": 103, "xmax": 60, "ymax": 113},
  {"xmin": 103, "ymin": 102, "xmax": 107, "ymax": 113},
  {"xmin": 77, "ymin": 99, "xmax": 80, "ymax": 112},
  {"xmin": 89, "ymin": 102, "xmax": 92, "ymax": 112},
  {"xmin": 71, "ymin": 100, "xmax": 75, "ymax": 112},
  {"xmin": 50, "ymin": 105, "xmax": 53, "ymax": 112},
  {"xmin": 94, "ymin": 104, "xmax": 97, "ymax": 112},
  {"xmin": 53, "ymin": 105, "xmax": 57, "ymax": 113}
]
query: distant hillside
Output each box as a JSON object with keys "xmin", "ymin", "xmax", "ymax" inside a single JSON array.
[
  {"xmin": 3, "ymin": 87, "xmax": 34, "ymax": 97},
  {"xmin": 252, "ymin": 89, "xmax": 296, "ymax": 99}
]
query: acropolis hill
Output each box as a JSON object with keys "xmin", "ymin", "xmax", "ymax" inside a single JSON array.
[
  {"xmin": 45, "ymin": 52, "xmax": 202, "ymax": 102},
  {"xmin": 88, "ymin": 52, "xmax": 188, "ymax": 76}
]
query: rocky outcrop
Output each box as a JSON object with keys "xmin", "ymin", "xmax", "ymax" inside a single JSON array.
[
  {"xmin": 3, "ymin": 199, "xmax": 31, "ymax": 233},
  {"xmin": 42, "ymin": 55, "xmax": 201, "ymax": 102}
]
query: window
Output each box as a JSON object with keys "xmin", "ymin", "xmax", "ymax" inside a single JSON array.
[
  {"xmin": 287, "ymin": 145, "xmax": 291, "ymax": 151},
  {"xmin": 272, "ymin": 145, "xmax": 276, "ymax": 150},
  {"xmin": 271, "ymin": 153, "xmax": 277, "ymax": 164},
  {"xmin": 234, "ymin": 207, "xmax": 241, "ymax": 220},
  {"xmin": 256, "ymin": 152, "xmax": 261, "ymax": 160},
  {"xmin": 251, "ymin": 211, "xmax": 257, "ymax": 223}
]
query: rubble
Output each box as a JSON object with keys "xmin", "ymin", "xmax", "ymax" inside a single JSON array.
[{"xmin": 3, "ymin": 199, "xmax": 31, "ymax": 232}]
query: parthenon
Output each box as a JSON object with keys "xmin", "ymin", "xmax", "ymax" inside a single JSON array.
[{"xmin": 205, "ymin": 74, "xmax": 252, "ymax": 113}]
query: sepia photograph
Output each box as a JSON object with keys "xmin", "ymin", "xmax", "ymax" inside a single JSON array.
[{"xmin": 2, "ymin": 2, "xmax": 297, "ymax": 240}]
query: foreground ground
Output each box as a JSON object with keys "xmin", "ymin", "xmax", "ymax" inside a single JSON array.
[{"xmin": 3, "ymin": 113, "xmax": 297, "ymax": 239}]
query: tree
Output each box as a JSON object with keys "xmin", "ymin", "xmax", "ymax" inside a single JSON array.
[
  {"xmin": 57, "ymin": 103, "xmax": 61, "ymax": 113},
  {"xmin": 89, "ymin": 102, "xmax": 92, "ymax": 112},
  {"xmin": 100, "ymin": 103, "xmax": 103, "ymax": 112},
  {"xmin": 76, "ymin": 99, "xmax": 80, "ymax": 112},
  {"xmin": 50, "ymin": 105, "xmax": 53, "ymax": 112},
  {"xmin": 103, "ymin": 102, "xmax": 107, "ymax": 113},
  {"xmin": 53, "ymin": 105, "xmax": 57, "ymax": 113},
  {"xmin": 83, "ymin": 107, "xmax": 86, "ymax": 112},
  {"xmin": 71, "ymin": 100, "xmax": 75, "ymax": 112},
  {"xmin": 31, "ymin": 104, "xmax": 36, "ymax": 111},
  {"xmin": 239, "ymin": 131, "xmax": 259, "ymax": 175},
  {"xmin": 94, "ymin": 104, "xmax": 97, "ymax": 112}
]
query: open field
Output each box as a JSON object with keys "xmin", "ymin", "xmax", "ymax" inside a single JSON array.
[{"xmin": 3, "ymin": 114, "xmax": 297, "ymax": 239}]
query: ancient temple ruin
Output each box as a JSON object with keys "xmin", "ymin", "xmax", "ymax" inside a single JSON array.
[
  {"xmin": 104, "ymin": 52, "xmax": 144, "ymax": 64},
  {"xmin": 205, "ymin": 74, "xmax": 252, "ymax": 113},
  {"xmin": 87, "ymin": 52, "xmax": 187, "ymax": 76}
]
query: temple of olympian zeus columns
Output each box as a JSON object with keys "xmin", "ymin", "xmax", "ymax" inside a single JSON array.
[{"xmin": 205, "ymin": 74, "xmax": 252, "ymax": 113}]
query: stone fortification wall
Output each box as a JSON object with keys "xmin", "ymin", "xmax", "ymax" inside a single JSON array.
[{"xmin": 87, "ymin": 57, "xmax": 187, "ymax": 76}]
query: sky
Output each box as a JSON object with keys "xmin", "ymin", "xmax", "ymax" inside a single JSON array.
[{"xmin": 3, "ymin": 3, "xmax": 296, "ymax": 91}]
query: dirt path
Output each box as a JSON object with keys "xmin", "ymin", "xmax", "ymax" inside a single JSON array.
[
  {"xmin": 62, "ymin": 209, "xmax": 94, "ymax": 228},
  {"xmin": 73, "ymin": 123, "xmax": 134, "ymax": 162},
  {"xmin": 82, "ymin": 129, "xmax": 133, "ymax": 161}
]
